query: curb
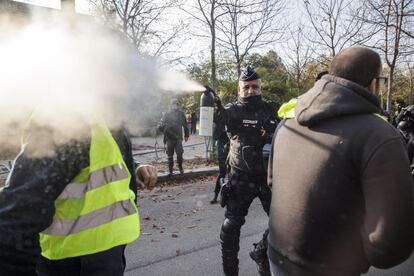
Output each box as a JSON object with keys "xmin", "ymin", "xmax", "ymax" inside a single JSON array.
[{"xmin": 157, "ymin": 166, "xmax": 219, "ymax": 182}]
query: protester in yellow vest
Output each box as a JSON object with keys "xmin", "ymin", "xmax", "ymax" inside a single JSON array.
[{"xmin": 0, "ymin": 120, "xmax": 156, "ymax": 276}]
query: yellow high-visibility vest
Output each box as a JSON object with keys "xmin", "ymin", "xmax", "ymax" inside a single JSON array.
[
  {"xmin": 39, "ymin": 122, "xmax": 140, "ymax": 260},
  {"xmin": 277, "ymin": 98, "xmax": 297, "ymax": 119}
]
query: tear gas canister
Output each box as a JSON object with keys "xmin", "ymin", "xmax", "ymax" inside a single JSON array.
[{"xmin": 199, "ymin": 89, "xmax": 215, "ymax": 136}]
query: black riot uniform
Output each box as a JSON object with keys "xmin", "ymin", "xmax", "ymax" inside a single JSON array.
[
  {"xmin": 210, "ymin": 117, "xmax": 229, "ymax": 204},
  {"xmin": 158, "ymin": 99, "xmax": 189, "ymax": 175},
  {"xmin": 214, "ymin": 66, "xmax": 279, "ymax": 276},
  {"xmin": 396, "ymin": 105, "xmax": 414, "ymax": 165}
]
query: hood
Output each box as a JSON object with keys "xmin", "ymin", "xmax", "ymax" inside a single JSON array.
[{"xmin": 295, "ymin": 74, "xmax": 381, "ymax": 126}]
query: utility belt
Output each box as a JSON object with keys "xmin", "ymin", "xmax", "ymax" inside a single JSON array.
[{"xmin": 219, "ymin": 168, "xmax": 266, "ymax": 208}]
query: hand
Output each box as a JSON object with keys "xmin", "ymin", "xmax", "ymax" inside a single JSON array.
[
  {"xmin": 204, "ymin": 85, "xmax": 216, "ymax": 96},
  {"xmin": 214, "ymin": 96, "xmax": 222, "ymax": 108},
  {"xmin": 185, "ymin": 136, "xmax": 189, "ymax": 142},
  {"xmin": 136, "ymin": 165, "xmax": 157, "ymax": 189}
]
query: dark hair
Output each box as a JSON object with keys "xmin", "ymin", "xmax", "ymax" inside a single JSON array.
[{"xmin": 330, "ymin": 47, "xmax": 381, "ymax": 87}]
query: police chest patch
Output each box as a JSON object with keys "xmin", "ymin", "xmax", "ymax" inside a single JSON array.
[{"xmin": 242, "ymin": 119, "xmax": 258, "ymax": 124}]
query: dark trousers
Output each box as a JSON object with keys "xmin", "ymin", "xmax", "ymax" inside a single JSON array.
[
  {"xmin": 0, "ymin": 233, "xmax": 39, "ymax": 276},
  {"xmin": 36, "ymin": 245, "xmax": 126, "ymax": 276},
  {"xmin": 166, "ymin": 139, "xmax": 184, "ymax": 169},
  {"xmin": 220, "ymin": 170, "xmax": 271, "ymax": 276},
  {"xmin": 214, "ymin": 137, "xmax": 229, "ymax": 194}
]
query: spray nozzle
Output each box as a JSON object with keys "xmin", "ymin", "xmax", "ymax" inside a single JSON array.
[{"xmin": 203, "ymin": 85, "xmax": 215, "ymax": 95}]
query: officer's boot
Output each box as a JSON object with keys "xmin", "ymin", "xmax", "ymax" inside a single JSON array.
[
  {"xmin": 177, "ymin": 156, "xmax": 184, "ymax": 174},
  {"xmin": 210, "ymin": 192, "xmax": 219, "ymax": 204},
  {"xmin": 168, "ymin": 158, "xmax": 174, "ymax": 177},
  {"xmin": 249, "ymin": 230, "xmax": 270, "ymax": 276}
]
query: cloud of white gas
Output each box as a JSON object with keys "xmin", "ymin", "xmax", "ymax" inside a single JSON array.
[{"xmin": 0, "ymin": 10, "xmax": 204, "ymax": 156}]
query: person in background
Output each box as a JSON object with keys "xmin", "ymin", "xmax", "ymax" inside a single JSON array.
[
  {"xmin": 210, "ymin": 100, "xmax": 229, "ymax": 204},
  {"xmin": 158, "ymin": 98, "xmax": 189, "ymax": 176},
  {"xmin": 186, "ymin": 113, "xmax": 192, "ymax": 135},
  {"xmin": 392, "ymin": 99, "xmax": 407, "ymax": 127},
  {"xmin": 191, "ymin": 112, "xmax": 198, "ymax": 135},
  {"xmin": 268, "ymin": 47, "xmax": 414, "ymax": 276}
]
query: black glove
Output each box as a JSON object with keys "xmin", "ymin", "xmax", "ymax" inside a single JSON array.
[
  {"xmin": 204, "ymin": 85, "xmax": 216, "ymax": 96},
  {"xmin": 204, "ymin": 85, "xmax": 222, "ymax": 109}
]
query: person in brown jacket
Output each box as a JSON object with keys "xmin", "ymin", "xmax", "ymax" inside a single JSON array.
[{"xmin": 268, "ymin": 47, "xmax": 414, "ymax": 276}]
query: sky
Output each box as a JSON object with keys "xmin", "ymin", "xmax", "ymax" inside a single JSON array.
[{"xmin": 10, "ymin": 0, "xmax": 308, "ymax": 68}]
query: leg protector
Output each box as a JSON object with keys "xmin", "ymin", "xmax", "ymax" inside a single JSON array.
[
  {"xmin": 168, "ymin": 157, "xmax": 174, "ymax": 175},
  {"xmin": 220, "ymin": 218, "xmax": 242, "ymax": 276},
  {"xmin": 177, "ymin": 157, "xmax": 184, "ymax": 174}
]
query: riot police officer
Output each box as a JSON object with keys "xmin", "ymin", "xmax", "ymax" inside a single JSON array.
[
  {"xmin": 158, "ymin": 99, "xmax": 189, "ymax": 176},
  {"xmin": 214, "ymin": 66, "xmax": 279, "ymax": 276}
]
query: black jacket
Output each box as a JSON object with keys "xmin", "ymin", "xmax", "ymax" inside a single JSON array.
[
  {"xmin": 158, "ymin": 109, "xmax": 189, "ymax": 141},
  {"xmin": 268, "ymin": 74, "xmax": 414, "ymax": 275},
  {"xmin": 215, "ymin": 97, "xmax": 278, "ymax": 174},
  {"xmin": 0, "ymin": 124, "xmax": 137, "ymax": 275}
]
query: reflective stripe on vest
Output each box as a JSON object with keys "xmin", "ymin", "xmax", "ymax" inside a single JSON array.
[
  {"xmin": 39, "ymin": 122, "xmax": 140, "ymax": 260},
  {"xmin": 57, "ymin": 163, "xmax": 129, "ymax": 200},
  {"xmin": 277, "ymin": 98, "xmax": 387, "ymax": 121},
  {"xmin": 42, "ymin": 199, "xmax": 136, "ymax": 236}
]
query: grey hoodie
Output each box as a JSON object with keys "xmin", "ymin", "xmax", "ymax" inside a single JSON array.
[{"xmin": 268, "ymin": 74, "xmax": 414, "ymax": 275}]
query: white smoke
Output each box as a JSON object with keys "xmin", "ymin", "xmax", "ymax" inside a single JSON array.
[{"xmin": 0, "ymin": 9, "xmax": 204, "ymax": 157}]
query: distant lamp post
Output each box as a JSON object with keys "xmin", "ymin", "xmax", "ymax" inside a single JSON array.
[{"xmin": 376, "ymin": 76, "xmax": 388, "ymax": 110}]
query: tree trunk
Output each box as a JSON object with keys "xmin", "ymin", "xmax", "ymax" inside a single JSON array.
[
  {"xmin": 386, "ymin": 68, "xmax": 394, "ymax": 112},
  {"xmin": 236, "ymin": 59, "xmax": 241, "ymax": 79},
  {"xmin": 210, "ymin": 10, "xmax": 217, "ymax": 90},
  {"xmin": 409, "ymin": 69, "xmax": 414, "ymax": 104}
]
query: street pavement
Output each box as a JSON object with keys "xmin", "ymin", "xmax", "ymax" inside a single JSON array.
[
  {"xmin": 125, "ymin": 179, "xmax": 268, "ymax": 276},
  {"xmin": 124, "ymin": 179, "xmax": 414, "ymax": 276}
]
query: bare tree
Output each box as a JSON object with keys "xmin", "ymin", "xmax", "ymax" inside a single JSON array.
[
  {"xmin": 303, "ymin": 0, "xmax": 371, "ymax": 65},
  {"xmin": 182, "ymin": 0, "xmax": 229, "ymax": 90},
  {"xmin": 361, "ymin": 0, "xmax": 414, "ymax": 111},
  {"xmin": 404, "ymin": 59, "xmax": 414, "ymax": 103},
  {"xmin": 91, "ymin": 0, "xmax": 185, "ymax": 59},
  {"xmin": 283, "ymin": 24, "xmax": 315, "ymax": 96},
  {"xmin": 216, "ymin": 0, "xmax": 286, "ymax": 76}
]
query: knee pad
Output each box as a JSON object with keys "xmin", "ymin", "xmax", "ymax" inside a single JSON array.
[{"xmin": 221, "ymin": 218, "xmax": 241, "ymax": 235}]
